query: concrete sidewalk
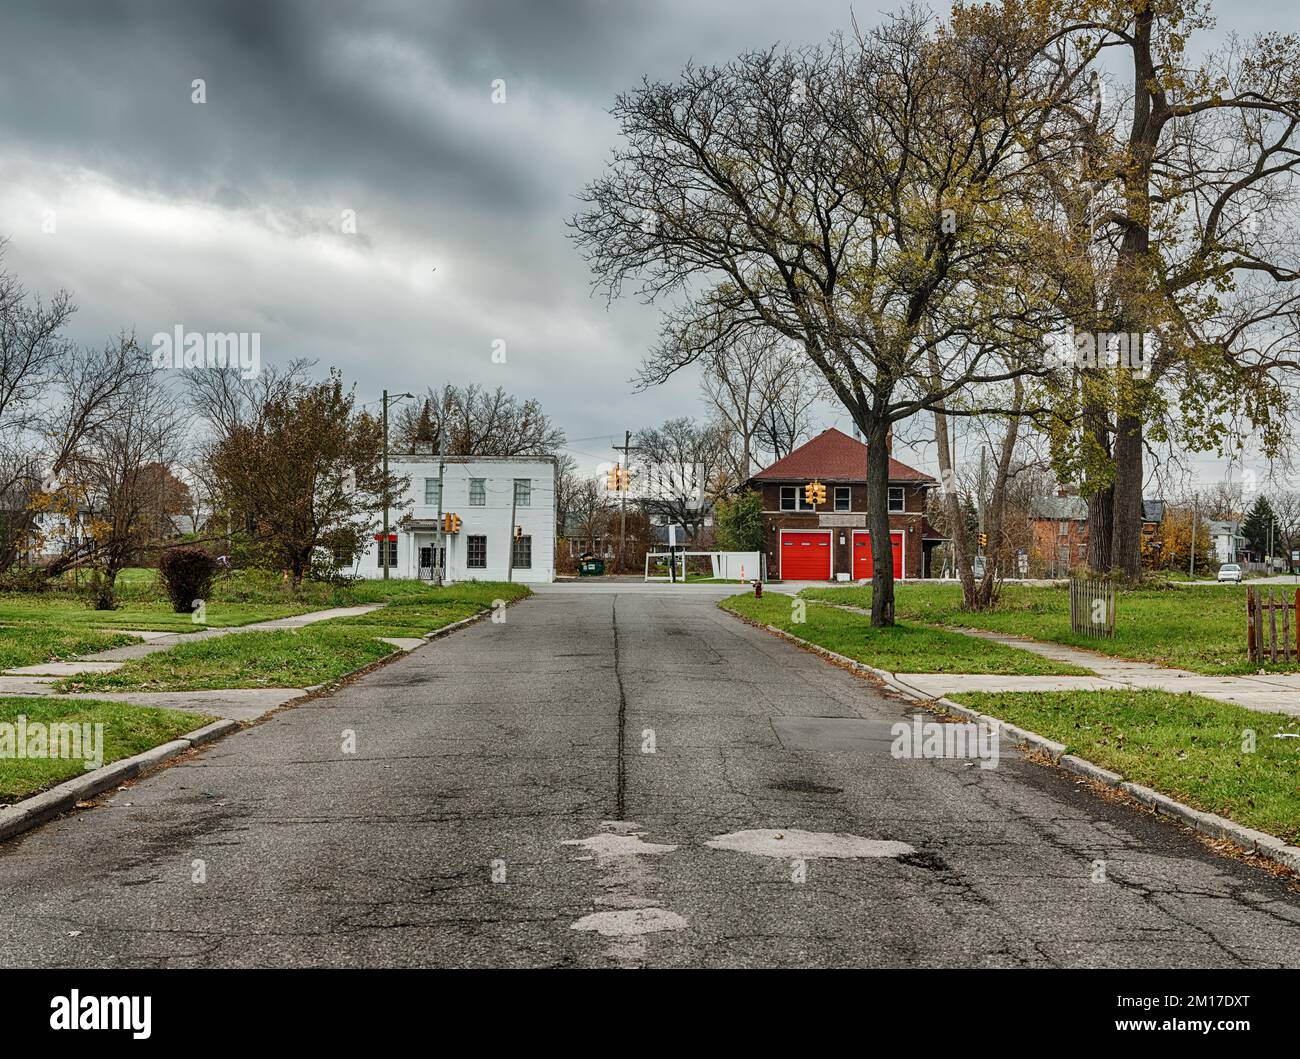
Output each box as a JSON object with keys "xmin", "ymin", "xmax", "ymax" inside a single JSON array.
[{"xmin": 896, "ymin": 627, "xmax": 1300, "ymax": 716}]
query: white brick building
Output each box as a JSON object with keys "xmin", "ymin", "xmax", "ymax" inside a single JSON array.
[{"xmin": 353, "ymin": 455, "xmax": 556, "ymax": 584}]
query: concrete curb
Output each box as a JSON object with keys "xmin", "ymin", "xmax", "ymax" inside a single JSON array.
[
  {"xmin": 0, "ymin": 717, "xmax": 242, "ymax": 844},
  {"xmin": 727, "ymin": 607, "xmax": 1300, "ymax": 877},
  {"xmin": 423, "ymin": 610, "xmax": 488, "ymax": 641}
]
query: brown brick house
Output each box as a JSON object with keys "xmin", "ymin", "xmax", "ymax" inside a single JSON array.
[{"xmin": 744, "ymin": 428, "xmax": 942, "ymax": 581}]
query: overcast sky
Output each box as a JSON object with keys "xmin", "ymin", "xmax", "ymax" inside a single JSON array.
[{"xmin": 0, "ymin": 0, "xmax": 1293, "ymax": 492}]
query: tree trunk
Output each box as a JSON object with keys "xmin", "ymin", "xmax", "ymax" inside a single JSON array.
[
  {"xmin": 1086, "ymin": 485, "xmax": 1113, "ymax": 573},
  {"xmin": 932, "ymin": 408, "xmax": 976, "ymax": 604},
  {"xmin": 865, "ymin": 417, "xmax": 894, "ymax": 627},
  {"xmin": 1111, "ymin": 411, "xmax": 1143, "ymax": 582}
]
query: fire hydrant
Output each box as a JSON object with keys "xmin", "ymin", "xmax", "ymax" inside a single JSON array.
[{"xmin": 753, "ymin": 579, "xmax": 762, "ymax": 599}]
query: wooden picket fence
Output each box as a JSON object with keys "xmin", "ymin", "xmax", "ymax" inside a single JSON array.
[
  {"xmin": 1069, "ymin": 575, "xmax": 1116, "ymax": 638},
  {"xmin": 1246, "ymin": 587, "xmax": 1300, "ymax": 664}
]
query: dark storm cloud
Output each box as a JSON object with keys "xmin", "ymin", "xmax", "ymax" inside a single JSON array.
[
  {"xmin": 1, "ymin": 0, "xmax": 1283, "ymax": 479},
  {"xmin": 0, "ymin": 0, "xmax": 879, "ymax": 468}
]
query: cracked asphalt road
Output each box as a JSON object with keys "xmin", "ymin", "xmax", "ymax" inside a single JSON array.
[{"xmin": 1, "ymin": 585, "xmax": 1298, "ymax": 968}]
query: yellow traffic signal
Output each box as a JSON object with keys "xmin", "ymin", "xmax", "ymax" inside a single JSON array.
[
  {"xmin": 805, "ymin": 480, "xmax": 826, "ymax": 506},
  {"xmin": 606, "ymin": 464, "xmax": 631, "ymax": 491},
  {"xmin": 442, "ymin": 513, "xmax": 462, "ymax": 533},
  {"xmin": 978, "ymin": 531, "xmax": 988, "ymax": 549},
  {"xmin": 515, "ymin": 524, "xmax": 523, "ymax": 540},
  {"xmin": 815, "ymin": 482, "xmax": 827, "ymax": 505},
  {"xmin": 451, "ymin": 513, "xmax": 461, "ymax": 533}
]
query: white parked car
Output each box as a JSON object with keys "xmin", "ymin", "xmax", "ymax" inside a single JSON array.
[{"xmin": 1217, "ymin": 563, "xmax": 1243, "ymax": 583}]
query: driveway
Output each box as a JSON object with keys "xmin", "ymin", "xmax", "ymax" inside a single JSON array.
[{"xmin": 0, "ymin": 586, "xmax": 1297, "ymax": 967}]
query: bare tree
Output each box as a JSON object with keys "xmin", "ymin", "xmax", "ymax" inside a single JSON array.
[
  {"xmin": 58, "ymin": 372, "xmax": 185, "ymax": 606},
  {"xmin": 633, "ymin": 417, "xmax": 727, "ymax": 538},
  {"xmin": 573, "ymin": 8, "xmax": 1088, "ymax": 624},
  {"xmin": 391, "ymin": 384, "xmax": 565, "ymax": 456}
]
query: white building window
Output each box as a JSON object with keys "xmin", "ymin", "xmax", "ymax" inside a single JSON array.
[
  {"xmin": 513, "ymin": 535, "xmax": 532, "ymax": 569},
  {"xmin": 469, "ymin": 478, "xmax": 486, "ymax": 506},
  {"xmin": 424, "ymin": 478, "xmax": 441, "ymax": 506},
  {"xmin": 514, "ymin": 479, "xmax": 531, "ymax": 507},
  {"xmin": 888, "ymin": 486, "xmax": 905, "ymax": 513},
  {"xmin": 834, "ymin": 486, "xmax": 851, "ymax": 512}
]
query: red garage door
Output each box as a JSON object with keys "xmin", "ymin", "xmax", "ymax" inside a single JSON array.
[
  {"xmin": 781, "ymin": 531, "xmax": 832, "ymax": 580},
  {"xmin": 852, "ymin": 530, "xmax": 903, "ymax": 580}
]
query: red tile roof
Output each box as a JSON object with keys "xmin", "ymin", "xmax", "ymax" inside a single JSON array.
[{"xmin": 749, "ymin": 428, "xmax": 936, "ymax": 484}]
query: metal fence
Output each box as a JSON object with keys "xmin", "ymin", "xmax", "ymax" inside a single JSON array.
[
  {"xmin": 1069, "ymin": 575, "xmax": 1116, "ymax": 638},
  {"xmin": 1246, "ymin": 587, "xmax": 1299, "ymax": 664}
]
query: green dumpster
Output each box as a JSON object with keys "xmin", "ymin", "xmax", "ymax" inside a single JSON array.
[{"xmin": 579, "ymin": 558, "xmax": 605, "ymax": 576}]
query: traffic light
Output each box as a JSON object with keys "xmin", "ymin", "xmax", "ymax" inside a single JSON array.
[
  {"xmin": 804, "ymin": 480, "xmax": 826, "ymax": 506},
  {"xmin": 515, "ymin": 524, "xmax": 523, "ymax": 540},
  {"xmin": 442, "ymin": 513, "xmax": 462, "ymax": 533},
  {"xmin": 815, "ymin": 481, "xmax": 827, "ymax": 505},
  {"xmin": 606, "ymin": 463, "xmax": 629, "ymax": 491},
  {"xmin": 978, "ymin": 531, "xmax": 988, "ymax": 549},
  {"xmin": 450, "ymin": 513, "xmax": 461, "ymax": 533}
]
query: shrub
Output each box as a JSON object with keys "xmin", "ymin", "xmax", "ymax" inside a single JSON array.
[
  {"xmin": 158, "ymin": 546, "xmax": 218, "ymax": 614},
  {"xmin": 714, "ymin": 489, "xmax": 766, "ymax": 552}
]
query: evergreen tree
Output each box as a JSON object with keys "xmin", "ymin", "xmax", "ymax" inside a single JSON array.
[{"xmin": 1243, "ymin": 496, "xmax": 1277, "ymax": 558}]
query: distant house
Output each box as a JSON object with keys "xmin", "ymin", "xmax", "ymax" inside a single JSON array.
[
  {"xmin": 744, "ymin": 428, "xmax": 942, "ymax": 580},
  {"xmin": 1141, "ymin": 499, "xmax": 1165, "ymax": 535},
  {"xmin": 1028, "ymin": 494, "xmax": 1167, "ymax": 575},
  {"xmin": 354, "ymin": 455, "xmax": 557, "ymax": 583},
  {"xmin": 1028, "ymin": 494, "xmax": 1088, "ymax": 576},
  {"xmin": 1208, "ymin": 519, "xmax": 1247, "ymax": 565}
]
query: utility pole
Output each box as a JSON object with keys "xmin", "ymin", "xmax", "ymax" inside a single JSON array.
[
  {"xmin": 614, "ymin": 431, "xmax": 634, "ymax": 572},
  {"xmin": 382, "ymin": 390, "xmax": 391, "ymax": 581},
  {"xmin": 434, "ymin": 424, "xmax": 446, "ymax": 586},
  {"xmin": 381, "ymin": 391, "xmax": 414, "ymax": 581}
]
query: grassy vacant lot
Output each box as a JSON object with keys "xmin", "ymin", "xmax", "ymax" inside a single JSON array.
[
  {"xmin": 54, "ymin": 581, "xmax": 530, "ymax": 692},
  {"xmin": 0, "ymin": 597, "xmax": 311, "ymax": 633},
  {"xmin": 0, "ymin": 696, "xmax": 213, "ymax": 803},
  {"xmin": 949, "ymin": 689, "xmax": 1300, "ymax": 845},
  {"xmin": 57, "ymin": 627, "xmax": 398, "ymax": 692},
  {"xmin": 721, "ymin": 592, "xmax": 1090, "ymax": 675},
  {"xmin": 801, "ymin": 582, "xmax": 1287, "ymax": 675},
  {"xmin": 0, "ymin": 625, "xmax": 138, "ymax": 669},
  {"xmin": 0, "ymin": 574, "xmax": 531, "ymax": 672}
]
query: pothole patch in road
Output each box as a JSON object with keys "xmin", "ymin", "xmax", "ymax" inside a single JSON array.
[
  {"xmin": 705, "ymin": 829, "xmax": 914, "ymax": 859},
  {"xmin": 571, "ymin": 907, "xmax": 687, "ymax": 937},
  {"xmin": 561, "ymin": 821, "xmax": 678, "ymax": 859}
]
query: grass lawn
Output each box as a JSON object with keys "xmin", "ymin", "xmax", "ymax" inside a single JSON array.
[
  {"xmin": 949, "ymin": 689, "xmax": 1300, "ymax": 845},
  {"xmin": 326, "ymin": 600, "xmax": 486, "ymax": 638},
  {"xmin": 0, "ymin": 625, "xmax": 138, "ymax": 669},
  {"xmin": 720, "ymin": 592, "xmax": 1091, "ymax": 675},
  {"xmin": 52, "ymin": 582, "xmax": 530, "ymax": 692},
  {"xmin": 0, "ymin": 596, "xmax": 315, "ymax": 633},
  {"xmin": 55, "ymin": 626, "xmax": 398, "ymax": 693},
  {"xmin": 0, "ymin": 696, "xmax": 214, "ymax": 804},
  {"xmin": 801, "ymin": 582, "xmax": 1292, "ymax": 676}
]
